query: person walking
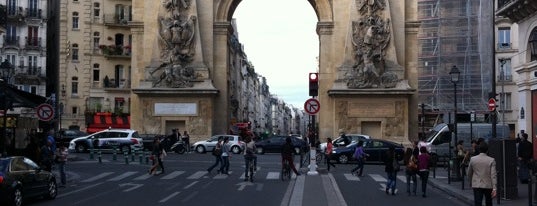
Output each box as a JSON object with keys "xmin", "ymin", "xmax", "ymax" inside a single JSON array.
[
  {"xmin": 325, "ymin": 138, "xmax": 336, "ymax": 171},
  {"xmin": 219, "ymin": 137, "xmax": 231, "ymax": 175},
  {"xmin": 244, "ymin": 136, "xmax": 258, "ymax": 180},
  {"xmin": 384, "ymin": 146, "xmax": 400, "ymax": 195},
  {"xmin": 351, "ymin": 140, "xmax": 368, "ymax": 176},
  {"xmin": 149, "ymin": 138, "xmax": 165, "ymax": 175},
  {"xmin": 281, "ymin": 137, "xmax": 301, "ymax": 176},
  {"xmin": 207, "ymin": 137, "xmax": 223, "ymax": 174},
  {"xmin": 417, "ymin": 146, "xmax": 431, "ymax": 197},
  {"xmin": 518, "ymin": 133, "xmax": 532, "ymax": 183},
  {"xmin": 403, "ymin": 147, "xmax": 418, "ymax": 196},
  {"xmin": 182, "ymin": 130, "xmax": 191, "ymax": 153},
  {"xmin": 40, "ymin": 140, "xmax": 54, "ymax": 172},
  {"xmin": 55, "ymin": 144, "xmax": 69, "ymax": 187},
  {"xmin": 467, "ymin": 143, "xmax": 497, "ymax": 206}
]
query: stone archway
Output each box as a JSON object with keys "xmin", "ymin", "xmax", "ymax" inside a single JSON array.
[{"xmin": 130, "ymin": 0, "xmax": 418, "ymax": 144}]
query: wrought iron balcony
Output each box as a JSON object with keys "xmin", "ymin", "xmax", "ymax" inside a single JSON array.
[
  {"xmin": 496, "ymin": 0, "xmax": 537, "ymax": 23},
  {"xmin": 497, "ymin": 42, "xmax": 512, "ymax": 50},
  {"xmin": 24, "ymin": 8, "xmax": 43, "ymax": 19},
  {"xmin": 25, "ymin": 37, "xmax": 42, "ymax": 50},
  {"xmin": 3, "ymin": 36, "xmax": 19, "ymax": 47},
  {"xmin": 16, "ymin": 66, "xmax": 42, "ymax": 76},
  {"xmin": 103, "ymin": 14, "xmax": 132, "ymax": 27}
]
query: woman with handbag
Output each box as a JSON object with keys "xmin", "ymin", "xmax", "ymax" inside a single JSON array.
[
  {"xmin": 149, "ymin": 137, "xmax": 165, "ymax": 175},
  {"xmin": 403, "ymin": 147, "xmax": 418, "ymax": 196},
  {"xmin": 207, "ymin": 137, "xmax": 223, "ymax": 174}
]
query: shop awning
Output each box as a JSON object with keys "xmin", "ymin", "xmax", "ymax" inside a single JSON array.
[
  {"xmin": 1, "ymin": 84, "xmax": 47, "ymax": 109},
  {"xmin": 86, "ymin": 112, "xmax": 130, "ymax": 133}
]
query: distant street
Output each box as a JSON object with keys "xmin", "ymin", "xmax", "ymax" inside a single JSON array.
[{"xmin": 29, "ymin": 152, "xmax": 467, "ymax": 206}]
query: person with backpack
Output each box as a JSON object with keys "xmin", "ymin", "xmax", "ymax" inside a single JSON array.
[
  {"xmin": 207, "ymin": 137, "xmax": 223, "ymax": 174},
  {"xmin": 281, "ymin": 137, "xmax": 301, "ymax": 176},
  {"xmin": 243, "ymin": 136, "xmax": 257, "ymax": 181}
]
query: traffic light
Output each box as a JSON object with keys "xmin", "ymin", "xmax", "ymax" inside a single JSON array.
[{"xmin": 309, "ymin": 72, "xmax": 319, "ymax": 96}]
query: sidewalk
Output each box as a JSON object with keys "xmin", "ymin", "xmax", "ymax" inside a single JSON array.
[{"xmin": 427, "ymin": 167, "xmax": 532, "ymax": 206}]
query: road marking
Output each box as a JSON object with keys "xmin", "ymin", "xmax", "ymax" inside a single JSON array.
[
  {"xmin": 187, "ymin": 171, "xmax": 207, "ymax": 179},
  {"xmin": 159, "ymin": 191, "xmax": 180, "ymax": 203},
  {"xmin": 379, "ymin": 183, "xmax": 399, "ymax": 194},
  {"xmin": 133, "ymin": 174, "xmax": 152, "ymax": 181},
  {"xmin": 213, "ymin": 173, "xmax": 228, "ymax": 179},
  {"xmin": 397, "ymin": 175, "xmax": 407, "ymax": 183},
  {"xmin": 57, "ymin": 182, "xmax": 104, "ymax": 198},
  {"xmin": 81, "ymin": 172, "xmax": 114, "ymax": 183},
  {"xmin": 184, "ymin": 181, "xmax": 198, "ymax": 189},
  {"xmin": 369, "ymin": 174, "xmax": 387, "ymax": 182},
  {"xmin": 344, "ymin": 173, "xmax": 360, "ymax": 181},
  {"xmin": 108, "ymin": 171, "xmax": 138, "ymax": 181},
  {"xmin": 119, "ymin": 182, "xmax": 143, "ymax": 192},
  {"xmin": 266, "ymin": 172, "xmax": 280, "ymax": 180},
  {"xmin": 325, "ymin": 173, "xmax": 348, "ymax": 206},
  {"xmin": 236, "ymin": 181, "xmax": 254, "ymax": 191},
  {"xmin": 161, "ymin": 171, "xmax": 185, "ymax": 179},
  {"xmin": 289, "ymin": 175, "xmax": 305, "ymax": 205}
]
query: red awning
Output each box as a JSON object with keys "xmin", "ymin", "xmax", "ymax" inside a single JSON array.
[{"xmin": 86, "ymin": 113, "xmax": 130, "ymax": 133}]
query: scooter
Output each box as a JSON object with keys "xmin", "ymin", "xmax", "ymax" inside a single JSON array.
[{"xmin": 170, "ymin": 140, "xmax": 186, "ymax": 154}]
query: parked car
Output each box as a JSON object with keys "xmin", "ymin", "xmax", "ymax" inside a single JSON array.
[
  {"xmin": 255, "ymin": 135, "xmax": 308, "ymax": 155},
  {"xmin": 319, "ymin": 134, "xmax": 370, "ymax": 152},
  {"xmin": 330, "ymin": 138, "xmax": 404, "ymax": 164},
  {"xmin": 68, "ymin": 129, "xmax": 144, "ymax": 153},
  {"xmin": 56, "ymin": 129, "xmax": 87, "ymax": 147},
  {"xmin": 0, "ymin": 156, "xmax": 57, "ymax": 206},
  {"xmin": 192, "ymin": 135, "xmax": 245, "ymax": 154},
  {"xmin": 139, "ymin": 134, "xmax": 164, "ymax": 151}
]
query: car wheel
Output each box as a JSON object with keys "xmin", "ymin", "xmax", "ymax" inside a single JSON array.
[
  {"xmin": 293, "ymin": 147, "xmax": 301, "ymax": 155},
  {"xmin": 175, "ymin": 146, "xmax": 185, "ymax": 154},
  {"xmin": 120, "ymin": 145, "xmax": 131, "ymax": 154},
  {"xmin": 196, "ymin": 145, "xmax": 206, "ymax": 153},
  {"xmin": 231, "ymin": 146, "xmax": 241, "ymax": 154},
  {"xmin": 256, "ymin": 147, "xmax": 264, "ymax": 154},
  {"xmin": 75, "ymin": 144, "xmax": 87, "ymax": 153},
  {"xmin": 12, "ymin": 187, "xmax": 22, "ymax": 206},
  {"xmin": 44, "ymin": 180, "xmax": 57, "ymax": 200},
  {"xmin": 338, "ymin": 155, "xmax": 349, "ymax": 164}
]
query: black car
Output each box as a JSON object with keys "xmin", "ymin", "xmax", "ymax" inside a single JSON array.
[
  {"xmin": 330, "ymin": 139, "xmax": 404, "ymax": 164},
  {"xmin": 56, "ymin": 129, "xmax": 87, "ymax": 147},
  {"xmin": 255, "ymin": 136, "xmax": 308, "ymax": 155},
  {"xmin": 0, "ymin": 156, "xmax": 57, "ymax": 206}
]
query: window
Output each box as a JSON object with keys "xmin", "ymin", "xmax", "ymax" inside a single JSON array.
[
  {"xmin": 28, "ymin": 0, "xmax": 38, "ymax": 17},
  {"xmin": 93, "ymin": 64, "xmax": 100, "ymax": 81},
  {"xmin": 71, "ymin": 77, "xmax": 78, "ymax": 95},
  {"xmin": 27, "ymin": 26, "xmax": 39, "ymax": 46},
  {"xmin": 499, "ymin": 59, "xmax": 512, "ymax": 81},
  {"xmin": 7, "ymin": 0, "xmax": 16, "ymax": 15},
  {"xmin": 530, "ymin": 29, "xmax": 537, "ymax": 61},
  {"xmin": 500, "ymin": 93, "xmax": 512, "ymax": 110},
  {"xmin": 72, "ymin": 44, "xmax": 79, "ymax": 60},
  {"xmin": 72, "ymin": 107, "xmax": 78, "ymax": 114},
  {"xmin": 93, "ymin": 32, "xmax": 100, "ymax": 51},
  {"xmin": 72, "ymin": 12, "xmax": 79, "ymax": 29},
  {"xmin": 498, "ymin": 27, "xmax": 511, "ymax": 48},
  {"xmin": 93, "ymin": 3, "xmax": 100, "ymax": 17},
  {"xmin": 6, "ymin": 25, "xmax": 17, "ymax": 45},
  {"xmin": 115, "ymin": 65, "xmax": 124, "ymax": 87}
]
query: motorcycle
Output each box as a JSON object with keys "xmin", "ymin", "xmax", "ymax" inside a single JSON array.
[{"xmin": 170, "ymin": 140, "xmax": 186, "ymax": 154}]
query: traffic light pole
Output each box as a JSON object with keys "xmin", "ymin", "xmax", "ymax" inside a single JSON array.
[{"xmin": 308, "ymin": 113, "xmax": 318, "ymax": 175}]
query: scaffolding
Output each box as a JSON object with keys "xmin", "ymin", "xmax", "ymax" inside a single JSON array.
[{"xmin": 418, "ymin": 0, "xmax": 493, "ymax": 116}]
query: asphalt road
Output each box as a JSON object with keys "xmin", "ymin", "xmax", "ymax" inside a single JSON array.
[{"xmin": 27, "ymin": 152, "xmax": 468, "ymax": 206}]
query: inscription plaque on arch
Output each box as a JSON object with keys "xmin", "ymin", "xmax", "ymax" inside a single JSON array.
[
  {"xmin": 348, "ymin": 102, "xmax": 395, "ymax": 117},
  {"xmin": 154, "ymin": 103, "xmax": 198, "ymax": 115}
]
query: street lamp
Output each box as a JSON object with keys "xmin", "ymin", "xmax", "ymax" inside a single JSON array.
[
  {"xmin": 449, "ymin": 65, "xmax": 460, "ymax": 181},
  {"xmin": 0, "ymin": 59, "xmax": 14, "ymax": 157}
]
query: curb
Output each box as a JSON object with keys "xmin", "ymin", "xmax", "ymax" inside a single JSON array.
[{"xmin": 428, "ymin": 178, "xmax": 473, "ymax": 205}]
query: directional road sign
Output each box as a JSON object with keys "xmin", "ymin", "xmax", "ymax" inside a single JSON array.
[
  {"xmin": 36, "ymin": 103, "xmax": 54, "ymax": 121},
  {"xmin": 304, "ymin": 98, "xmax": 320, "ymax": 115}
]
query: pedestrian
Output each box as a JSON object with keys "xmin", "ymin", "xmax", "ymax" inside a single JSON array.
[
  {"xmin": 467, "ymin": 143, "xmax": 497, "ymax": 206},
  {"xmin": 219, "ymin": 137, "xmax": 231, "ymax": 175},
  {"xmin": 403, "ymin": 147, "xmax": 418, "ymax": 196},
  {"xmin": 470, "ymin": 140, "xmax": 478, "ymax": 156},
  {"xmin": 518, "ymin": 133, "xmax": 532, "ymax": 183},
  {"xmin": 207, "ymin": 137, "xmax": 223, "ymax": 174},
  {"xmin": 325, "ymin": 137, "xmax": 336, "ymax": 171},
  {"xmin": 244, "ymin": 136, "xmax": 258, "ymax": 180},
  {"xmin": 55, "ymin": 144, "xmax": 68, "ymax": 187},
  {"xmin": 281, "ymin": 137, "xmax": 301, "ymax": 176},
  {"xmin": 166, "ymin": 129, "xmax": 179, "ymax": 152},
  {"xmin": 384, "ymin": 146, "xmax": 400, "ymax": 195},
  {"xmin": 351, "ymin": 140, "xmax": 368, "ymax": 176},
  {"xmin": 40, "ymin": 140, "xmax": 54, "ymax": 172},
  {"xmin": 182, "ymin": 130, "xmax": 190, "ymax": 153},
  {"xmin": 456, "ymin": 140, "xmax": 466, "ymax": 179},
  {"xmin": 149, "ymin": 137, "xmax": 165, "ymax": 175},
  {"xmin": 47, "ymin": 130, "xmax": 57, "ymax": 155},
  {"xmin": 417, "ymin": 146, "xmax": 431, "ymax": 197}
]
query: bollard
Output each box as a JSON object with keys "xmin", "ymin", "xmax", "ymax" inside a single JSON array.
[
  {"xmin": 124, "ymin": 151, "xmax": 129, "ymax": 164},
  {"xmin": 90, "ymin": 147, "xmax": 94, "ymax": 160},
  {"xmin": 98, "ymin": 150, "xmax": 102, "ymax": 163},
  {"xmin": 113, "ymin": 147, "xmax": 117, "ymax": 161},
  {"xmin": 131, "ymin": 149, "xmax": 135, "ymax": 162},
  {"xmin": 145, "ymin": 150, "xmax": 149, "ymax": 165},
  {"xmin": 139, "ymin": 150, "xmax": 143, "ymax": 164}
]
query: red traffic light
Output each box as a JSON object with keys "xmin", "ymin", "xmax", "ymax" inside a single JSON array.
[{"xmin": 309, "ymin": 73, "xmax": 318, "ymax": 82}]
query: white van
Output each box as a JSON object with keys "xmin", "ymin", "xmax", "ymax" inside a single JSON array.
[{"xmin": 419, "ymin": 123, "xmax": 510, "ymax": 158}]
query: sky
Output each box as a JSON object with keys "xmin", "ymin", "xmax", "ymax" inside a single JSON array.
[{"xmin": 233, "ymin": 0, "xmax": 319, "ymax": 109}]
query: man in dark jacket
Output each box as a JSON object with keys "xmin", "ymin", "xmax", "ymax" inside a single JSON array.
[
  {"xmin": 281, "ymin": 137, "xmax": 301, "ymax": 176},
  {"xmin": 518, "ymin": 133, "xmax": 533, "ymax": 183}
]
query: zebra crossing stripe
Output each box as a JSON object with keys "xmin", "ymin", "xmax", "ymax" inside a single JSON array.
[
  {"xmin": 133, "ymin": 173, "xmax": 153, "ymax": 181},
  {"xmin": 82, "ymin": 172, "xmax": 114, "ymax": 183},
  {"xmin": 397, "ymin": 175, "xmax": 407, "ymax": 183},
  {"xmin": 266, "ymin": 172, "xmax": 279, "ymax": 180},
  {"xmin": 369, "ymin": 174, "xmax": 387, "ymax": 182},
  {"xmin": 187, "ymin": 171, "xmax": 207, "ymax": 179},
  {"xmin": 108, "ymin": 171, "xmax": 138, "ymax": 181},
  {"xmin": 213, "ymin": 173, "xmax": 228, "ymax": 179},
  {"xmin": 344, "ymin": 173, "xmax": 360, "ymax": 181},
  {"xmin": 161, "ymin": 171, "xmax": 185, "ymax": 180}
]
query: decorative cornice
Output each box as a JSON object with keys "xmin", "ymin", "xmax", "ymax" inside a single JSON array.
[
  {"xmin": 132, "ymin": 88, "xmax": 219, "ymax": 96},
  {"xmin": 316, "ymin": 21, "xmax": 334, "ymax": 35},
  {"xmin": 496, "ymin": 0, "xmax": 537, "ymax": 23},
  {"xmin": 214, "ymin": 22, "xmax": 231, "ymax": 35}
]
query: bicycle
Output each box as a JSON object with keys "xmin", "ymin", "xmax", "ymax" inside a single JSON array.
[
  {"xmin": 246, "ymin": 158, "xmax": 255, "ymax": 182},
  {"xmin": 281, "ymin": 159, "xmax": 291, "ymax": 181}
]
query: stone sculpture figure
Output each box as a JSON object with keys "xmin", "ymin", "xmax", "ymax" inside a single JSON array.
[{"xmin": 152, "ymin": 0, "xmax": 197, "ymax": 88}]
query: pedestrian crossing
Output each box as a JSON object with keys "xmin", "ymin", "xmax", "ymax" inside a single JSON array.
[{"xmin": 77, "ymin": 168, "xmax": 419, "ymax": 184}]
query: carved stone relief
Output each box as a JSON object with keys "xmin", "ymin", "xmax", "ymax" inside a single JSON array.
[
  {"xmin": 345, "ymin": 0, "xmax": 400, "ymax": 89},
  {"xmin": 150, "ymin": 0, "xmax": 198, "ymax": 88}
]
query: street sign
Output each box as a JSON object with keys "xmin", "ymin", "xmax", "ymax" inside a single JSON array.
[
  {"xmin": 488, "ymin": 98, "xmax": 496, "ymax": 112},
  {"xmin": 36, "ymin": 103, "xmax": 54, "ymax": 121},
  {"xmin": 304, "ymin": 98, "xmax": 320, "ymax": 115}
]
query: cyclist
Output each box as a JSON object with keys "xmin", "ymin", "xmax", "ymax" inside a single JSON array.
[
  {"xmin": 281, "ymin": 137, "xmax": 301, "ymax": 176},
  {"xmin": 243, "ymin": 135, "xmax": 257, "ymax": 181}
]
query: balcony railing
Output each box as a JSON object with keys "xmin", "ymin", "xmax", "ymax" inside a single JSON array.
[
  {"xmin": 497, "ymin": 75, "xmax": 512, "ymax": 82},
  {"xmin": 16, "ymin": 66, "xmax": 42, "ymax": 76},
  {"xmin": 103, "ymin": 13, "xmax": 132, "ymax": 27},
  {"xmin": 99, "ymin": 45, "xmax": 131, "ymax": 57},
  {"xmin": 4, "ymin": 36, "xmax": 20, "ymax": 47},
  {"xmin": 497, "ymin": 42, "xmax": 511, "ymax": 50},
  {"xmin": 25, "ymin": 37, "xmax": 42, "ymax": 50},
  {"xmin": 24, "ymin": 8, "xmax": 43, "ymax": 19},
  {"xmin": 103, "ymin": 78, "xmax": 130, "ymax": 89}
]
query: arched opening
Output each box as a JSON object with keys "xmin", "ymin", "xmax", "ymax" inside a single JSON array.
[{"xmin": 528, "ymin": 28, "xmax": 537, "ymax": 62}]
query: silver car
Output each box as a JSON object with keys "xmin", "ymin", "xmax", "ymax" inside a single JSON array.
[{"xmin": 192, "ymin": 135, "xmax": 245, "ymax": 154}]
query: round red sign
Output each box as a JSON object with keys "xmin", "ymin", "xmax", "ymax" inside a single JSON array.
[{"xmin": 488, "ymin": 98, "xmax": 496, "ymax": 112}]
